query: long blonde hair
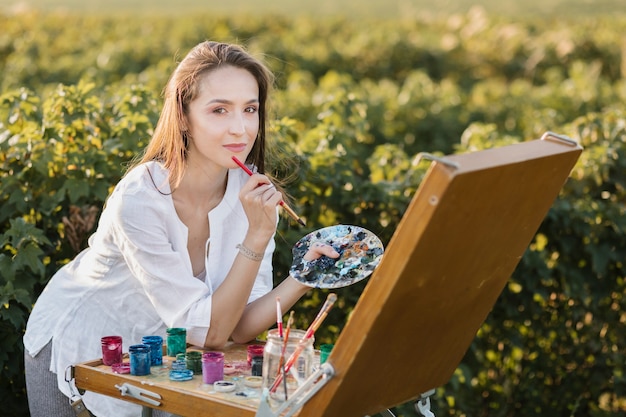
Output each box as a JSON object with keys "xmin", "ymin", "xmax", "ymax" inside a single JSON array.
[{"xmin": 131, "ymin": 41, "xmax": 275, "ymax": 189}]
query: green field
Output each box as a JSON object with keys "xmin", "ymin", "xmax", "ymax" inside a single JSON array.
[{"xmin": 3, "ymin": 0, "xmax": 626, "ymax": 18}]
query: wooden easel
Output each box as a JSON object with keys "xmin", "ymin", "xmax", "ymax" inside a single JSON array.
[
  {"xmin": 290, "ymin": 132, "xmax": 582, "ymax": 417},
  {"xmin": 73, "ymin": 132, "xmax": 582, "ymax": 417}
]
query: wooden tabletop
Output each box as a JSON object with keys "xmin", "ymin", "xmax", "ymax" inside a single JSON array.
[{"xmin": 74, "ymin": 343, "xmax": 263, "ymax": 416}]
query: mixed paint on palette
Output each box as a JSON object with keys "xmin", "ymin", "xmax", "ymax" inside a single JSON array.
[{"xmin": 290, "ymin": 225, "xmax": 384, "ymax": 289}]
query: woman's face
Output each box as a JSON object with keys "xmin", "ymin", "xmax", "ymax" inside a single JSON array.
[{"xmin": 186, "ymin": 65, "xmax": 260, "ymax": 171}]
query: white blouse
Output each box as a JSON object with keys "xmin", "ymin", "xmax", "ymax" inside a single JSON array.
[{"xmin": 23, "ymin": 161, "xmax": 274, "ymax": 416}]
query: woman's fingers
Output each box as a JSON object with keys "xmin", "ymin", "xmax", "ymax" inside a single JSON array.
[
  {"xmin": 239, "ymin": 174, "xmax": 282, "ymax": 233},
  {"xmin": 245, "ymin": 183, "xmax": 282, "ymax": 208},
  {"xmin": 303, "ymin": 243, "xmax": 340, "ymax": 261}
]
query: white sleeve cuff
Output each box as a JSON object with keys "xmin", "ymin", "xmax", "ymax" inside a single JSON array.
[{"xmin": 184, "ymin": 294, "xmax": 212, "ymax": 347}]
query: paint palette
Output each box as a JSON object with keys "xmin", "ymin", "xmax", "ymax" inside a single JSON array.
[{"xmin": 290, "ymin": 225, "xmax": 385, "ymax": 289}]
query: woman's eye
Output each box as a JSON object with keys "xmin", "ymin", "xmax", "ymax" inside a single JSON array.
[
  {"xmin": 245, "ymin": 106, "xmax": 258, "ymax": 113},
  {"xmin": 213, "ymin": 107, "xmax": 227, "ymax": 114}
]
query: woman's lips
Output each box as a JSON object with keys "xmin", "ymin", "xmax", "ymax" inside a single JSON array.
[{"xmin": 224, "ymin": 144, "xmax": 247, "ymax": 153}]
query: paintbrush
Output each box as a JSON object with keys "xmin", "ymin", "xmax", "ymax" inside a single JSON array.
[
  {"xmin": 278, "ymin": 310, "xmax": 294, "ymax": 400},
  {"xmin": 276, "ymin": 297, "xmax": 284, "ymax": 338},
  {"xmin": 231, "ymin": 156, "xmax": 306, "ymax": 227},
  {"xmin": 269, "ymin": 293, "xmax": 338, "ymax": 392},
  {"xmin": 275, "ymin": 297, "xmax": 286, "ymax": 397}
]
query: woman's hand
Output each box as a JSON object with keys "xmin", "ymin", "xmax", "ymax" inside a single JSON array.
[{"xmin": 239, "ymin": 173, "xmax": 282, "ymax": 244}]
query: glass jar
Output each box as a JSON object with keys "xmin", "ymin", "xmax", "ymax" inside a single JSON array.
[
  {"xmin": 262, "ymin": 329, "xmax": 314, "ymax": 402},
  {"xmin": 166, "ymin": 328, "xmax": 186, "ymax": 357},
  {"xmin": 100, "ymin": 335, "xmax": 123, "ymax": 366},
  {"xmin": 201, "ymin": 351, "xmax": 224, "ymax": 384},
  {"xmin": 129, "ymin": 344, "xmax": 151, "ymax": 376},
  {"xmin": 141, "ymin": 335, "xmax": 163, "ymax": 366}
]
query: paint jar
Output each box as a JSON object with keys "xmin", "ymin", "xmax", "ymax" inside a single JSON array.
[
  {"xmin": 141, "ymin": 335, "xmax": 163, "ymax": 366},
  {"xmin": 262, "ymin": 329, "xmax": 314, "ymax": 402},
  {"xmin": 251, "ymin": 355, "xmax": 263, "ymax": 377},
  {"xmin": 201, "ymin": 351, "xmax": 224, "ymax": 384},
  {"xmin": 169, "ymin": 357, "xmax": 193, "ymax": 381},
  {"xmin": 185, "ymin": 351, "xmax": 202, "ymax": 375},
  {"xmin": 101, "ymin": 335, "xmax": 123, "ymax": 366},
  {"xmin": 320, "ymin": 344, "xmax": 334, "ymax": 364},
  {"xmin": 166, "ymin": 327, "xmax": 186, "ymax": 357},
  {"xmin": 171, "ymin": 358, "xmax": 187, "ymax": 371},
  {"xmin": 247, "ymin": 344, "xmax": 264, "ymax": 377},
  {"xmin": 247, "ymin": 344, "xmax": 264, "ymax": 365},
  {"xmin": 129, "ymin": 344, "xmax": 151, "ymax": 376},
  {"xmin": 112, "ymin": 362, "xmax": 130, "ymax": 374}
]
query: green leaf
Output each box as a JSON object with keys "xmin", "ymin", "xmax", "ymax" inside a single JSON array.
[
  {"xmin": 60, "ymin": 178, "xmax": 91, "ymax": 203},
  {"xmin": 12, "ymin": 244, "xmax": 45, "ymax": 276},
  {"xmin": 0, "ymin": 255, "xmax": 16, "ymax": 283}
]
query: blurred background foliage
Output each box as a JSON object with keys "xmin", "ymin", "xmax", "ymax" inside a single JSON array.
[{"xmin": 1, "ymin": 2, "xmax": 625, "ymax": 416}]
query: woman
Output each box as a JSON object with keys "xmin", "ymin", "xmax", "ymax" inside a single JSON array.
[{"xmin": 23, "ymin": 41, "xmax": 337, "ymax": 417}]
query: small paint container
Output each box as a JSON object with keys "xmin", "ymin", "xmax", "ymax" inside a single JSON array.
[
  {"xmin": 112, "ymin": 362, "xmax": 130, "ymax": 374},
  {"xmin": 101, "ymin": 335, "xmax": 123, "ymax": 366},
  {"xmin": 244, "ymin": 375, "xmax": 263, "ymax": 388},
  {"xmin": 223, "ymin": 363, "xmax": 236, "ymax": 375},
  {"xmin": 247, "ymin": 344, "xmax": 264, "ymax": 377},
  {"xmin": 320, "ymin": 344, "xmax": 334, "ymax": 364},
  {"xmin": 169, "ymin": 358, "xmax": 193, "ymax": 381},
  {"xmin": 129, "ymin": 344, "xmax": 151, "ymax": 376},
  {"xmin": 247, "ymin": 344, "xmax": 264, "ymax": 365},
  {"xmin": 185, "ymin": 351, "xmax": 202, "ymax": 375},
  {"xmin": 201, "ymin": 351, "xmax": 224, "ymax": 384},
  {"xmin": 169, "ymin": 369, "xmax": 193, "ymax": 381},
  {"xmin": 166, "ymin": 327, "xmax": 186, "ymax": 357},
  {"xmin": 141, "ymin": 335, "xmax": 163, "ymax": 366},
  {"xmin": 171, "ymin": 358, "xmax": 187, "ymax": 371},
  {"xmin": 213, "ymin": 380, "xmax": 236, "ymax": 393},
  {"xmin": 251, "ymin": 356, "xmax": 263, "ymax": 377}
]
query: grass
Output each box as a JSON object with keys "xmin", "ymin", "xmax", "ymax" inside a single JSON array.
[{"xmin": 3, "ymin": 0, "xmax": 626, "ymax": 18}]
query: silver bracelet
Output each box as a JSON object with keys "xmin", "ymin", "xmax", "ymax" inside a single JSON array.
[{"xmin": 236, "ymin": 243, "xmax": 264, "ymax": 262}]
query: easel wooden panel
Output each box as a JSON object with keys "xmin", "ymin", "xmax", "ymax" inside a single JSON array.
[{"xmin": 298, "ymin": 135, "xmax": 582, "ymax": 417}]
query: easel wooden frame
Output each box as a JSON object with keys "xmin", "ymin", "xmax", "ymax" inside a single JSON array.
[
  {"xmin": 73, "ymin": 132, "xmax": 582, "ymax": 417},
  {"xmin": 296, "ymin": 132, "xmax": 582, "ymax": 417}
]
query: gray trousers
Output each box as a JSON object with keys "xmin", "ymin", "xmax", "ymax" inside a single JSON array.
[
  {"xmin": 24, "ymin": 340, "xmax": 76, "ymax": 417},
  {"xmin": 24, "ymin": 340, "xmax": 177, "ymax": 417}
]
